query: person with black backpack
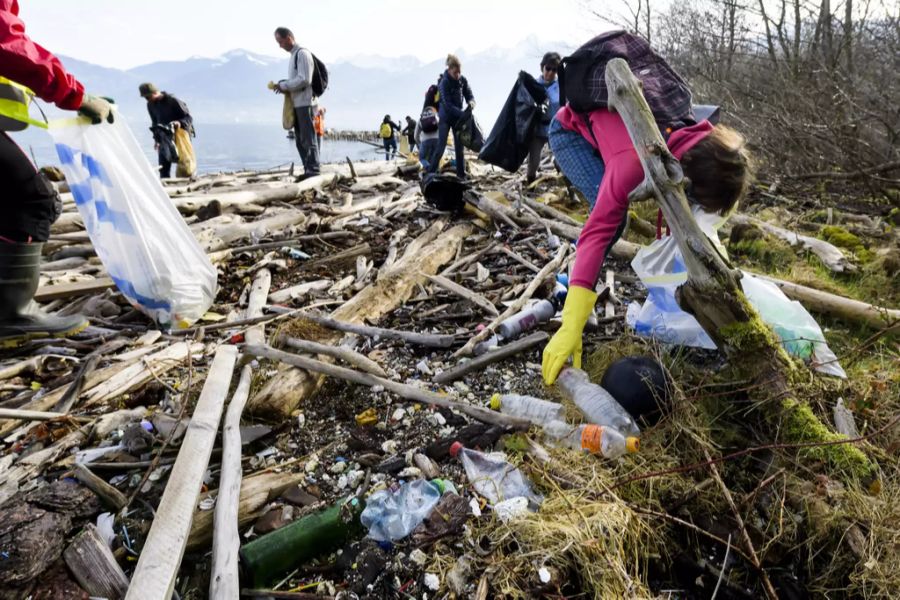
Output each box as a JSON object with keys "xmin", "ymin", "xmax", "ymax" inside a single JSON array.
[
  {"xmin": 416, "ymin": 91, "xmax": 440, "ymax": 169},
  {"xmin": 541, "ymin": 31, "xmax": 754, "ymax": 386},
  {"xmin": 139, "ymin": 82, "xmax": 194, "ymax": 179},
  {"xmin": 428, "ymin": 54, "xmax": 476, "ymax": 179},
  {"xmin": 274, "ymin": 26, "xmax": 322, "ymax": 181}
]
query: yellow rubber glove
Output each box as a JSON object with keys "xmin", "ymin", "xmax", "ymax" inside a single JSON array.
[{"xmin": 542, "ymin": 285, "xmax": 597, "ymax": 385}]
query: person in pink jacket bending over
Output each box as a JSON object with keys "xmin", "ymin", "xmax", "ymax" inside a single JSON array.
[{"xmin": 542, "ymin": 104, "xmax": 753, "ymax": 384}]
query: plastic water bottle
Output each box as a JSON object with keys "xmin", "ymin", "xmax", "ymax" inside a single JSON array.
[
  {"xmin": 497, "ymin": 299, "xmax": 556, "ymax": 339},
  {"xmin": 449, "ymin": 442, "xmax": 542, "ymax": 507},
  {"xmin": 542, "ymin": 420, "xmax": 639, "ymax": 459},
  {"xmin": 490, "ymin": 393, "xmax": 565, "ymax": 425},
  {"xmin": 360, "ymin": 479, "xmax": 446, "ymax": 542},
  {"xmin": 556, "ymin": 368, "xmax": 641, "ymax": 436},
  {"xmin": 473, "ymin": 334, "xmax": 503, "ymax": 356}
]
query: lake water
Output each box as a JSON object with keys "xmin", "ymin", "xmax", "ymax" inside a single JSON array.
[{"xmin": 9, "ymin": 122, "xmax": 383, "ymax": 174}]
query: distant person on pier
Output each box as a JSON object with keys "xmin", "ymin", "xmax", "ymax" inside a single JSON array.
[
  {"xmin": 380, "ymin": 115, "xmax": 401, "ymax": 160},
  {"xmin": 526, "ymin": 52, "xmax": 561, "ymax": 183},
  {"xmin": 428, "ymin": 54, "xmax": 476, "ymax": 179},
  {"xmin": 314, "ymin": 106, "xmax": 326, "ymax": 154},
  {"xmin": 402, "ymin": 115, "xmax": 417, "ymax": 152},
  {"xmin": 139, "ymin": 82, "xmax": 194, "ymax": 179},
  {"xmin": 0, "ymin": 0, "xmax": 113, "ymax": 346},
  {"xmin": 273, "ymin": 26, "xmax": 320, "ymax": 181}
]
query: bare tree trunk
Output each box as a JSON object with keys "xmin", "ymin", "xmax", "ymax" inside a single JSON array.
[
  {"xmin": 844, "ymin": 0, "xmax": 854, "ymax": 75},
  {"xmin": 758, "ymin": 0, "xmax": 780, "ymax": 67},
  {"xmin": 604, "ymin": 58, "xmax": 877, "ymax": 485}
]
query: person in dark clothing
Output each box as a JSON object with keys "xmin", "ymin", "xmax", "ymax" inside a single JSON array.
[
  {"xmin": 380, "ymin": 114, "xmax": 402, "ymax": 160},
  {"xmin": 139, "ymin": 82, "xmax": 193, "ymax": 179},
  {"xmin": 428, "ymin": 54, "xmax": 475, "ymax": 179},
  {"xmin": 402, "ymin": 115, "xmax": 417, "ymax": 152}
]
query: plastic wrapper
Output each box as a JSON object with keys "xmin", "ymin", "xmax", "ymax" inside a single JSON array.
[
  {"xmin": 49, "ymin": 111, "xmax": 216, "ymax": 328},
  {"xmin": 626, "ymin": 207, "xmax": 845, "ymax": 377}
]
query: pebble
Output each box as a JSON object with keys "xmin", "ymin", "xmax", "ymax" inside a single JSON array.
[
  {"xmin": 453, "ymin": 382, "xmax": 471, "ymax": 394},
  {"xmin": 330, "ymin": 461, "xmax": 347, "ymax": 474},
  {"xmin": 372, "ymin": 385, "xmax": 385, "ymax": 393},
  {"xmin": 346, "ymin": 469, "xmax": 365, "ymax": 489},
  {"xmin": 423, "ymin": 573, "xmax": 440, "ymax": 591},
  {"xmin": 416, "ymin": 360, "xmax": 433, "ymax": 375},
  {"xmin": 397, "ymin": 466, "xmax": 422, "ymax": 478},
  {"xmin": 538, "ymin": 566, "xmax": 552, "ymax": 583},
  {"xmin": 409, "ymin": 548, "xmax": 428, "ymax": 566},
  {"xmin": 381, "ymin": 440, "xmax": 399, "ymax": 454},
  {"xmin": 336, "ymin": 474, "xmax": 349, "ymax": 489},
  {"xmin": 305, "ymin": 456, "xmax": 319, "ymax": 473},
  {"xmin": 390, "ymin": 408, "xmax": 406, "ymax": 422},
  {"xmin": 427, "ymin": 412, "xmax": 447, "ymax": 427}
]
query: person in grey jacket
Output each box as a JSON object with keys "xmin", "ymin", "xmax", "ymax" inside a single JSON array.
[{"xmin": 274, "ymin": 27, "xmax": 320, "ymax": 180}]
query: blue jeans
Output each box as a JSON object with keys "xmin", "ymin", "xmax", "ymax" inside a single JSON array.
[
  {"xmin": 419, "ymin": 138, "xmax": 438, "ymax": 169},
  {"xmin": 383, "ymin": 136, "xmax": 397, "ymax": 160},
  {"xmin": 428, "ymin": 119, "xmax": 466, "ymax": 178},
  {"xmin": 548, "ymin": 116, "xmax": 603, "ymax": 209},
  {"xmin": 292, "ymin": 106, "xmax": 320, "ymax": 175}
]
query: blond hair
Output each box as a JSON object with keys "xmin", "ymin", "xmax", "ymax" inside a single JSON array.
[
  {"xmin": 680, "ymin": 125, "xmax": 754, "ymax": 215},
  {"xmin": 446, "ymin": 54, "xmax": 461, "ymax": 69}
]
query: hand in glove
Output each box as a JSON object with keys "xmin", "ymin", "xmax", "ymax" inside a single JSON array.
[
  {"xmin": 542, "ymin": 285, "xmax": 597, "ymax": 385},
  {"xmin": 468, "ymin": 100, "xmax": 476, "ymax": 110},
  {"xmin": 78, "ymin": 94, "xmax": 114, "ymax": 124}
]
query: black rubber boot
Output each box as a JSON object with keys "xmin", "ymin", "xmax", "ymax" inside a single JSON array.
[{"xmin": 0, "ymin": 242, "xmax": 88, "ymax": 348}]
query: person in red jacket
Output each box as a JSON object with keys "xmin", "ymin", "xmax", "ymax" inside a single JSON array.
[
  {"xmin": 542, "ymin": 104, "xmax": 753, "ymax": 384},
  {"xmin": 0, "ymin": 0, "xmax": 113, "ymax": 346}
]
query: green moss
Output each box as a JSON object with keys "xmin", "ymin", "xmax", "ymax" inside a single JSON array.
[
  {"xmin": 719, "ymin": 314, "xmax": 785, "ymax": 358},
  {"xmin": 729, "ymin": 237, "xmax": 797, "ymax": 271},
  {"xmin": 820, "ymin": 225, "xmax": 875, "ymax": 263},
  {"xmin": 780, "ymin": 398, "xmax": 878, "ymax": 482}
]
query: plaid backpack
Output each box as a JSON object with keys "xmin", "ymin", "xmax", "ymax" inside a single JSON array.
[{"xmin": 559, "ymin": 31, "xmax": 694, "ymax": 127}]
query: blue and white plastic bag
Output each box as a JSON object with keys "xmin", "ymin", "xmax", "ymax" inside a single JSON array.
[
  {"xmin": 49, "ymin": 112, "xmax": 216, "ymax": 328},
  {"xmin": 626, "ymin": 207, "xmax": 845, "ymax": 377}
]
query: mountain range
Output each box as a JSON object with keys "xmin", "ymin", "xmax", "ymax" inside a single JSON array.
[{"xmin": 48, "ymin": 36, "xmax": 572, "ymax": 131}]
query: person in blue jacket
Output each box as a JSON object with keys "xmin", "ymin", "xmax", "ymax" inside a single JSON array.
[
  {"xmin": 427, "ymin": 54, "xmax": 476, "ymax": 179},
  {"xmin": 526, "ymin": 52, "xmax": 561, "ymax": 183}
]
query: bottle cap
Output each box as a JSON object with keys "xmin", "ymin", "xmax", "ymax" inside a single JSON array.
[
  {"xmin": 449, "ymin": 441, "xmax": 463, "ymax": 458},
  {"xmin": 625, "ymin": 437, "xmax": 640, "ymax": 453},
  {"xmin": 580, "ymin": 425, "xmax": 603, "ymax": 454},
  {"xmin": 490, "ymin": 394, "xmax": 502, "ymax": 411}
]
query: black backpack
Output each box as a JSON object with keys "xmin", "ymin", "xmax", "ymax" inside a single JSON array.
[
  {"xmin": 420, "ymin": 108, "xmax": 439, "ymax": 134},
  {"xmin": 559, "ymin": 30, "xmax": 693, "ymax": 126},
  {"xmin": 297, "ymin": 49, "xmax": 329, "ymax": 97}
]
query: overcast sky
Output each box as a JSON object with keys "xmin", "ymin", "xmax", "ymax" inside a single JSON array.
[{"xmin": 17, "ymin": 0, "xmax": 611, "ymax": 69}]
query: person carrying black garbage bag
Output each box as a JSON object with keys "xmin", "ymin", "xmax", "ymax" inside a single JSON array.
[
  {"xmin": 526, "ymin": 52, "xmax": 561, "ymax": 183},
  {"xmin": 427, "ymin": 54, "xmax": 476, "ymax": 179},
  {"xmin": 0, "ymin": 0, "xmax": 113, "ymax": 347},
  {"xmin": 139, "ymin": 82, "xmax": 193, "ymax": 179}
]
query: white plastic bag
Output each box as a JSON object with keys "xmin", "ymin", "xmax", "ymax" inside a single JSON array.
[
  {"xmin": 49, "ymin": 112, "xmax": 216, "ymax": 328},
  {"xmin": 626, "ymin": 207, "xmax": 845, "ymax": 377}
]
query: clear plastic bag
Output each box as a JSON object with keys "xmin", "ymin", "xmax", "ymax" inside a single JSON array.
[
  {"xmin": 49, "ymin": 112, "xmax": 216, "ymax": 328},
  {"xmin": 626, "ymin": 207, "xmax": 845, "ymax": 377}
]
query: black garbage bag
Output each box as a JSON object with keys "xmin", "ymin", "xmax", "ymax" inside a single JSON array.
[
  {"xmin": 455, "ymin": 107, "xmax": 484, "ymax": 152},
  {"xmin": 421, "ymin": 172, "xmax": 469, "ymax": 213},
  {"xmin": 600, "ymin": 356, "xmax": 671, "ymax": 426},
  {"xmin": 479, "ymin": 71, "xmax": 549, "ymax": 172}
]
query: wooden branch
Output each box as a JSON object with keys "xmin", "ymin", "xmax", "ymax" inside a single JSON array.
[
  {"xmin": 244, "ymin": 269, "xmax": 272, "ymax": 346},
  {"xmin": 73, "ymin": 463, "xmax": 128, "ymax": 511},
  {"xmin": 245, "ymin": 344, "xmax": 530, "ymax": 430},
  {"xmin": 126, "ymin": 345, "xmax": 238, "ymax": 600},
  {"xmin": 0, "ymin": 408, "xmax": 90, "ymax": 423},
  {"xmin": 278, "ymin": 336, "xmax": 387, "ymax": 377},
  {"xmin": 268, "ymin": 280, "xmax": 331, "ymax": 304},
  {"xmin": 731, "ymin": 214, "xmax": 854, "ymax": 273},
  {"xmin": 64, "ymin": 524, "xmax": 129, "ymax": 600},
  {"xmin": 455, "ymin": 243, "xmax": 569, "ymax": 357},
  {"xmin": 173, "ymin": 173, "xmax": 339, "ymax": 211},
  {"xmin": 296, "ymin": 312, "xmax": 456, "ymax": 349},
  {"xmin": 499, "ymin": 246, "xmax": 540, "ymax": 273},
  {"xmin": 228, "ymin": 231, "xmax": 353, "ymax": 254},
  {"xmin": 34, "ymin": 277, "xmax": 114, "ymax": 302},
  {"xmin": 789, "ymin": 159, "xmax": 900, "ymax": 180},
  {"xmin": 434, "ymin": 332, "xmax": 549, "ymax": 384},
  {"xmin": 425, "ymin": 273, "xmax": 499, "ymax": 317},
  {"xmin": 210, "ymin": 364, "xmax": 252, "ymax": 600},
  {"xmin": 519, "ymin": 194, "xmax": 581, "ymax": 227}
]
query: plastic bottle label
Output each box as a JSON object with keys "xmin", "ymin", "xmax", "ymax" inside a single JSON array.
[{"xmin": 580, "ymin": 425, "xmax": 603, "ymax": 454}]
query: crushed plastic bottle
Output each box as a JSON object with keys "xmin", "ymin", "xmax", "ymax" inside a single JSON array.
[
  {"xmin": 360, "ymin": 479, "xmax": 450, "ymax": 542},
  {"xmin": 473, "ymin": 334, "xmax": 503, "ymax": 356},
  {"xmin": 449, "ymin": 442, "xmax": 542, "ymax": 507},
  {"xmin": 833, "ymin": 397, "xmax": 859, "ymax": 438},
  {"xmin": 556, "ymin": 368, "xmax": 641, "ymax": 436},
  {"xmin": 542, "ymin": 420, "xmax": 639, "ymax": 459},
  {"xmin": 497, "ymin": 299, "xmax": 556, "ymax": 339},
  {"xmin": 490, "ymin": 393, "xmax": 565, "ymax": 425}
]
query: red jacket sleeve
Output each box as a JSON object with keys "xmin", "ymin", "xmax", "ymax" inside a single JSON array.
[{"xmin": 0, "ymin": 0, "xmax": 84, "ymax": 110}]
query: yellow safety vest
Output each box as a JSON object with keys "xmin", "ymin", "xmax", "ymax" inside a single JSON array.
[{"xmin": 0, "ymin": 77, "xmax": 48, "ymax": 131}]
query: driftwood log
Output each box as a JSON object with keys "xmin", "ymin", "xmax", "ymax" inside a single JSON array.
[
  {"xmin": 605, "ymin": 58, "xmax": 877, "ymax": 488},
  {"xmin": 730, "ymin": 213, "xmax": 854, "ymax": 273},
  {"xmin": 247, "ymin": 220, "xmax": 473, "ymax": 420},
  {"xmin": 63, "ymin": 524, "xmax": 129, "ymax": 600}
]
